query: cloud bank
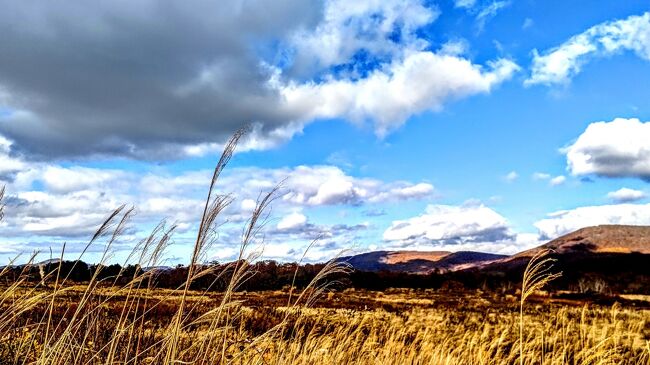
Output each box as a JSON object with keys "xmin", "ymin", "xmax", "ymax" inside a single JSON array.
[
  {"xmin": 0, "ymin": 0, "xmax": 517, "ymax": 160},
  {"xmin": 0, "ymin": 137, "xmax": 433, "ymax": 259}
]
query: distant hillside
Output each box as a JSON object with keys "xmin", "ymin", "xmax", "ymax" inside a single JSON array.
[
  {"xmin": 342, "ymin": 225, "xmax": 650, "ymax": 278},
  {"xmin": 517, "ymin": 225, "xmax": 650, "ymax": 257},
  {"xmin": 339, "ymin": 250, "xmax": 507, "ymax": 274},
  {"xmin": 474, "ymin": 225, "xmax": 650, "ymax": 294}
]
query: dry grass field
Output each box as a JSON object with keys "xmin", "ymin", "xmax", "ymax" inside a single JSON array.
[{"xmin": 1, "ymin": 277, "xmax": 649, "ymax": 365}]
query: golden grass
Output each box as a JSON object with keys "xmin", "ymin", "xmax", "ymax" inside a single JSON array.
[
  {"xmin": 1, "ymin": 283, "xmax": 648, "ymax": 364},
  {"xmin": 519, "ymin": 249, "xmax": 562, "ymax": 365}
]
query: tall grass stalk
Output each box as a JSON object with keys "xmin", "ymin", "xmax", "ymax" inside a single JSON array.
[{"xmin": 519, "ymin": 249, "xmax": 562, "ymax": 365}]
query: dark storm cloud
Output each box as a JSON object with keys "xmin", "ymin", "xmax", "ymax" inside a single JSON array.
[{"xmin": 0, "ymin": 0, "xmax": 322, "ymax": 159}]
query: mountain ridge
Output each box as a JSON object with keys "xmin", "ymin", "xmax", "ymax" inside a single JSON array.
[
  {"xmin": 342, "ymin": 224, "xmax": 650, "ymax": 274},
  {"xmin": 339, "ymin": 250, "xmax": 507, "ymax": 274}
]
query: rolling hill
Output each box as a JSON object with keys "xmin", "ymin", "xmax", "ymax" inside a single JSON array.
[
  {"xmin": 343, "ymin": 225, "xmax": 650, "ymax": 275},
  {"xmin": 339, "ymin": 250, "xmax": 507, "ymax": 274},
  {"xmin": 517, "ymin": 225, "xmax": 650, "ymax": 256}
]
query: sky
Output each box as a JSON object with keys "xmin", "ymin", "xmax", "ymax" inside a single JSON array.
[{"xmin": 1, "ymin": 0, "xmax": 650, "ymax": 265}]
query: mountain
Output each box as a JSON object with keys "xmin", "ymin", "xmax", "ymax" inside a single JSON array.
[
  {"xmin": 143, "ymin": 265, "xmax": 174, "ymax": 272},
  {"xmin": 517, "ymin": 225, "xmax": 650, "ymax": 257},
  {"xmin": 339, "ymin": 250, "xmax": 507, "ymax": 274},
  {"xmin": 342, "ymin": 225, "xmax": 650, "ymax": 276},
  {"xmin": 473, "ymin": 225, "xmax": 650, "ymax": 294},
  {"xmin": 36, "ymin": 258, "xmax": 62, "ymax": 266},
  {"xmin": 477, "ymin": 225, "xmax": 650, "ymax": 271}
]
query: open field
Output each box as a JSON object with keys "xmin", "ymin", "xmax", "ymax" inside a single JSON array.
[{"xmin": 1, "ymin": 281, "xmax": 649, "ymax": 364}]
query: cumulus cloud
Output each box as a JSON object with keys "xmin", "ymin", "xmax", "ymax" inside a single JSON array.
[
  {"xmin": 245, "ymin": 217, "xmax": 369, "ymax": 261},
  {"xmin": 288, "ymin": 0, "xmax": 437, "ymax": 77},
  {"xmin": 5, "ymin": 190, "xmax": 126, "ymax": 238},
  {"xmin": 0, "ymin": 140, "xmax": 432, "ymax": 257},
  {"xmin": 383, "ymin": 204, "xmax": 514, "ymax": 245},
  {"xmin": 549, "ymin": 175, "xmax": 566, "ymax": 186},
  {"xmin": 534, "ymin": 203, "xmax": 650, "ymax": 239},
  {"xmin": 0, "ymin": 0, "xmax": 517, "ymax": 159},
  {"xmin": 240, "ymin": 199, "xmax": 257, "ymax": 212},
  {"xmin": 381, "ymin": 203, "xmax": 542, "ymax": 254},
  {"xmin": 281, "ymin": 51, "xmax": 518, "ymax": 137},
  {"xmin": 533, "ymin": 172, "xmax": 572, "ymax": 186},
  {"xmin": 277, "ymin": 166, "xmax": 434, "ymax": 206},
  {"xmin": 607, "ymin": 188, "xmax": 647, "ymax": 203},
  {"xmin": 41, "ymin": 166, "xmax": 129, "ymax": 194},
  {"xmin": 564, "ymin": 118, "xmax": 650, "ymax": 179},
  {"xmin": 527, "ymin": 12, "xmax": 650, "ymax": 85},
  {"xmin": 271, "ymin": 220, "xmax": 368, "ymax": 242},
  {"xmin": 277, "ymin": 212, "xmax": 308, "ymax": 231}
]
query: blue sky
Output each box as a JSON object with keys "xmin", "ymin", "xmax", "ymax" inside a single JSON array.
[{"xmin": 1, "ymin": 0, "xmax": 650, "ymax": 264}]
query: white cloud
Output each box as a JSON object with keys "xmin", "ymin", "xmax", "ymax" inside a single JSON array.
[
  {"xmin": 521, "ymin": 172, "xmax": 565, "ymax": 185},
  {"xmin": 289, "ymin": 0, "xmax": 437, "ymax": 76},
  {"xmin": 139, "ymin": 171, "xmax": 213, "ymax": 196},
  {"xmin": 383, "ymin": 204, "xmax": 513, "ymax": 245},
  {"xmin": 504, "ymin": 171, "xmax": 518, "ymax": 182},
  {"xmin": 532, "ymin": 172, "xmax": 551, "ymax": 180},
  {"xmin": 549, "ymin": 175, "xmax": 566, "ymax": 186},
  {"xmin": 277, "ymin": 212, "xmax": 308, "ymax": 231},
  {"xmin": 475, "ymin": 1, "xmax": 510, "ymax": 32},
  {"xmin": 534, "ymin": 203, "xmax": 650, "ymax": 239},
  {"xmin": 4, "ymin": 189, "xmax": 127, "ymax": 238},
  {"xmin": 0, "ymin": 136, "xmax": 28, "ymax": 178},
  {"xmin": 240, "ymin": 199, "xmax": 257, "ymax": 212},
  {"xmin": 564, "ymin": 118, "xmax": 650, "ymax": 179},
  {"xmin": 366, "ymin": 182, "xmax": 434, "ymax": 203},
  {"xmin": 41, "ymin": 166, "xmax": 127, "ymax": 194},
  {"xmin": 281, "ymin": 52, "xmax": 519, "ymax": 136},
  {"xmin": 607, "ymin": 188, "xmax": 647, "ymax": 203},
  {"xmin": 454, "ymin": 0, "xmax": 477, "ymax": 9},
  {"xmin": 382, "ymin": 203, "xmax": 541, "ymax": 254},
  {"xmin": 527, "ymin": 12, "xmax": 650, "ymax": 85},
  {"xmin": 258, "ymin": 219, "xmax": 369, "ymax": 261},
  {"xmin": 279, "ymin": 165, "xmax": 434, "ymax": 206},
  {"xmin": 0, "ymin": 142, "xmax": 433, "ymax": 259},
  {"xmin": 439, "ymin": 39, "xmax": 469, "ymax": 56}
]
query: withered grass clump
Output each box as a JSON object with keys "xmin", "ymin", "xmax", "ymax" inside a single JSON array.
[
  {"xmin": 519, "ymin": 249, "xmax": 563, "ymax": 365},
  {"xmin": 0, "ymin": 131, "xmax": 649, "ymax": 364}
]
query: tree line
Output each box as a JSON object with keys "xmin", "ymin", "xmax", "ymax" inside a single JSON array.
[{"xmin": 3, "ymin": 251, "xmax": 649, "ymax": 294}]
